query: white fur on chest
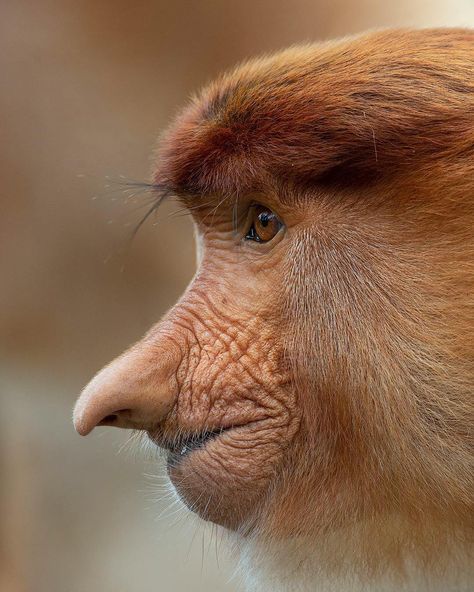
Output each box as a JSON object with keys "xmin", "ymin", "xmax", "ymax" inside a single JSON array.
[{"xmin": 235, "ymin": 532, "xmax": 473, "ymax": 592}]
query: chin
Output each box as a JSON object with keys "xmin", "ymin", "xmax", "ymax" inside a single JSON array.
[{"xmin": 161, "ymin": 422, "xmax": 290, "ymax": 532}]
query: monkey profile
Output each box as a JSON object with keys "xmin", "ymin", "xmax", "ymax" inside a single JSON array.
[{"xmin": 74, "ymin": 29, "xmax": 474, "ymax": 591}]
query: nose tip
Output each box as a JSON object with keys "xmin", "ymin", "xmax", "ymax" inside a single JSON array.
[
  {"xmin": 73, "ymin": 399, "xmax": 139, "ymax": 436},
  {"xmin": 73, "ymin": 347, "xmax": 178, "ymax": 436}
]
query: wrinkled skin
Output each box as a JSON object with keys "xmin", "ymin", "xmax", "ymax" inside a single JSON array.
[{"xmin": 151, "ymin": 200, "xmax": 301, "ymax": 528}]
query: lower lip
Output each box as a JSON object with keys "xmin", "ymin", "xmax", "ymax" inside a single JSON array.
[{"xmin": 167, "ymin": 430, "xmax": 226, "ymax": 466}]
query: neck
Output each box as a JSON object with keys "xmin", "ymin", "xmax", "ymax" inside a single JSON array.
[{"xmin": 234, "ymin": 516, "xmax": 473, "ymax": 592}]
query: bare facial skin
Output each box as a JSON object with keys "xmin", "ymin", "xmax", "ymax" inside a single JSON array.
[
  {"xmin": 149, "ymin": 200, "xmax": 302, "ymax": 529},
  {"xmin": 74, "ymin": 29, "xmax": 473, "ymax": 589}
]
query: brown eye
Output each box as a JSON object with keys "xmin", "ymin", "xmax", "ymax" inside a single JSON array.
[{"xmin": 245, "ymin": 205, "xmax": 283, "ymax": 243}]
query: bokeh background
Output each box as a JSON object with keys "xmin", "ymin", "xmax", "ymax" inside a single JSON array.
[{"xmin": 1, "ymin": 1, "xmax": 473, "ymax": 591}]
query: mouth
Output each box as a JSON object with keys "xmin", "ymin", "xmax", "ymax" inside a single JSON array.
[
  {"xmin": 147, "ymin": 418, "xmax": 284, "ymax": 529},
  {"xmin": 149, "ymin": 427, "xmax": 232, "ymax": 465}
]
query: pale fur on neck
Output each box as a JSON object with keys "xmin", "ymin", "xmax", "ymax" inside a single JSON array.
[{"xmin": 233, "ymin": 516, "xmax": 473, "ymax": 592}]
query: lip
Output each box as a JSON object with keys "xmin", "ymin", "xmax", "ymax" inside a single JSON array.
[
  {"xmin": 170, "ymin": 428, "xmax": 228, "ymax": 460},
  {"xmin": 148, "ymin": 426, "xmax": 233, "ymax": 465}
]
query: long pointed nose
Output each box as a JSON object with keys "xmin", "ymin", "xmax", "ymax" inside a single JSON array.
[{"xmin": 73, "ymin": 342, "xmax": 180, "ymax": 436}]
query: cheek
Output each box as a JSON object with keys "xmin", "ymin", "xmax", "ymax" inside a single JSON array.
[
  {"xmin": 162, "ymin": 286, "xmax": 300, "ymax": 529},
  {"xmin": 174, "ymin": 317, "xmax": 289, "ymax": 427}
]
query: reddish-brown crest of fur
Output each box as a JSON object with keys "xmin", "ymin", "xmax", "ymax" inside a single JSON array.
[{"xmin": 154, "ymin": 29, "xmax": 474, "ymax": 197}]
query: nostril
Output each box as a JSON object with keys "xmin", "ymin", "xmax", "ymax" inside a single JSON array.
[
  {"xmin": 98, "ymin": 409, "xmax": 130, "ymax": 426},
  {"xmin": 100, "ymin": 414, "xmax": 118, "ymax": 424}
]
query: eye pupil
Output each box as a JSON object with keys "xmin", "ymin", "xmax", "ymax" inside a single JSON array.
[{"xmin": 258, "ymin": 213, "xmax": 269, "ymax": 227}]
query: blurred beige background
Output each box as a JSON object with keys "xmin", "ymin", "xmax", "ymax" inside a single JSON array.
[{"xmin": 1, "ymin": 1, "xmax": 473, "ymax": 591}]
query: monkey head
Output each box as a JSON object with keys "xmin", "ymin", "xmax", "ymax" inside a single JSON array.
[{"xmin": 74, "ymin": 28, "xmax": 473, "ymax": 567}]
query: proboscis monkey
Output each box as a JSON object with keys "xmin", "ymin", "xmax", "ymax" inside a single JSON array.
[{"xmin": 73, "ymin": 29, "xmax": 474, "ymax": 592}]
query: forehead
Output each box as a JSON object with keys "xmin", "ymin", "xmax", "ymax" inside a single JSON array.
[{"xmin": 152, "ymin": 29, "xmax": 474, "ymax": 208}]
